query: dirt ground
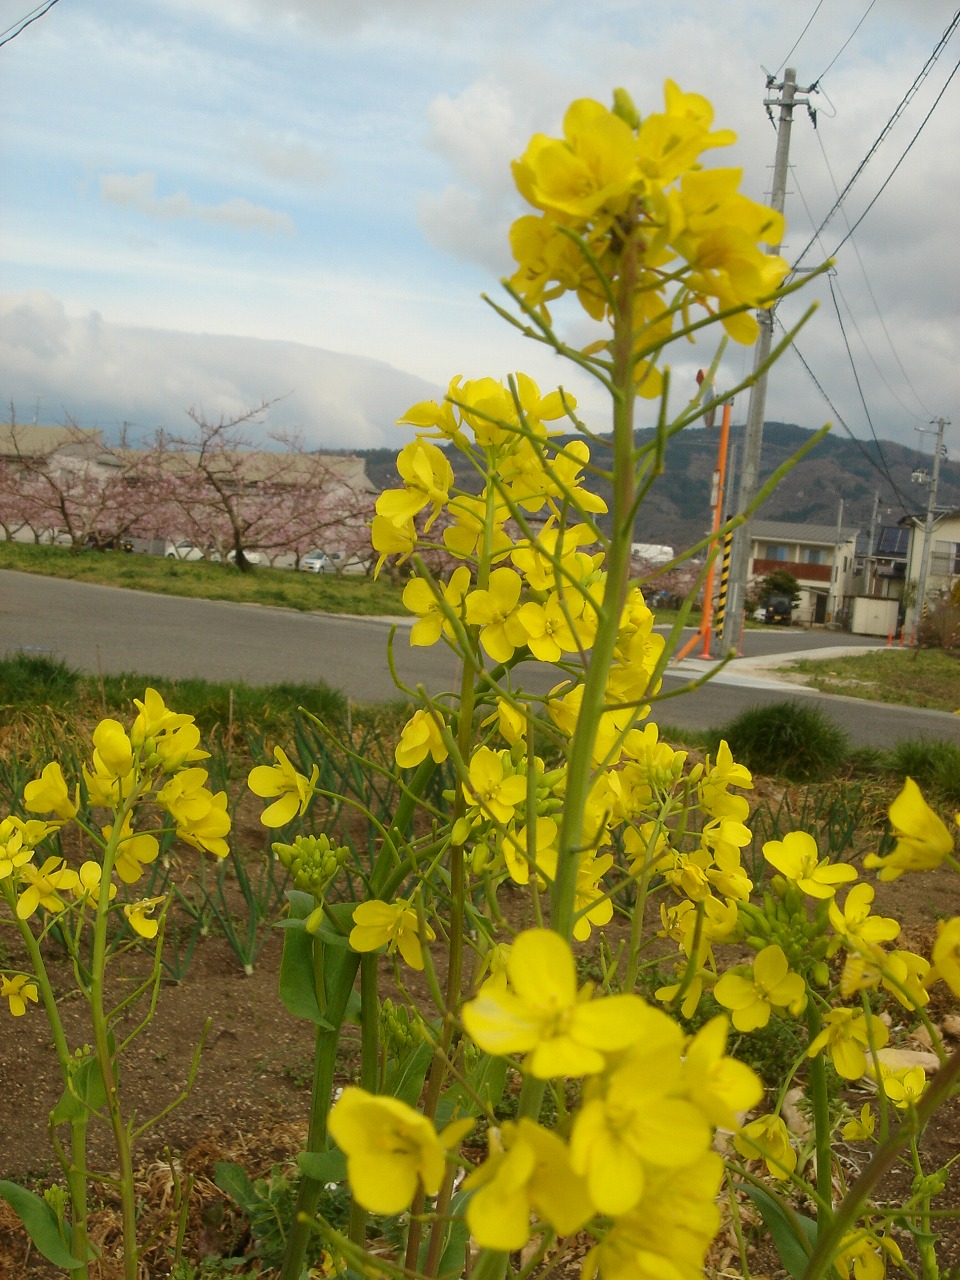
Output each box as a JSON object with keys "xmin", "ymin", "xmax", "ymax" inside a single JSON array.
[{"xmin": 1, "ymin": 779, "xmax": 959, "ymax": 1279}]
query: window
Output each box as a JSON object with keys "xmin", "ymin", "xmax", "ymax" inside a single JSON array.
[
  {"xmin": 931, "ymin": 540, "xmax": 960, "ymax": 576},
  {"xmin": 765, "ymin": 544, "xmax": 788, "ymax": 561},
  {"xmin": 801, "ymin": 547, "xmax": 826, "ymax": 564}
]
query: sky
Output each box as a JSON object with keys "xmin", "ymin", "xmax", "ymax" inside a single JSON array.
[{"xmin": 1, "ymin": 0, "xmax": 957, "ymax": 464}]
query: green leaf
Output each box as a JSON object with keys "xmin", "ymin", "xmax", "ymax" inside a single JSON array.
[
  {"xmin": 213, "ymin": 1162, "xmax": 258, "ymax": 1213},
  {"xmin": 52, "ymin": 1054, "xmax": 108, "ymax": 1126},
  {"xmin": 279, "ymin": 923, "xmax": 331, "ymax": 1025},
  {"xmin": 384, "ymin": 1041, "xmax": 434, "ymax": 1108},
  {"xmin": 438, "ymin": 1190, "xmax": 472, "ymax": 1277},
  {"xmin": 298, "ymin": 1147, "xmax": 347, "ymax": 1183},
  {"xmin": 740, "ymin": 1183, "xmax": 817, "ymax": 1280},
  {"xmin": 0, "ymin": 1180, "xmax": 86, "ymax": 1269},
  {"xmin": 436, "ymin": 1055, "xmax": 508, "ymax": 1128}
]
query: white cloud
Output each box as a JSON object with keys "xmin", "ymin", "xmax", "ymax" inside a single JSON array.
[
  {"xmin": 98, "ymin": 172, "xmax": 295, "ymax": 235},
  {"xmin": 0, "ymin": 291, "xmax": 441, "ymax": 448},
  {"xmin": 241, "ymin": 132, "xmax": 331, "ymax": 186}
]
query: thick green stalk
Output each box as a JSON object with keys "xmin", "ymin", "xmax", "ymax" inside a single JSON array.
[
  {"xmin": 279, "ymin": 947, "xmax": 361, "ymax": 1280},
  {"xmin": 801, "ymin": 1044, "xmax": 960, "ymax": 1280},
  {"xmin": 805, "ymin": 1004, "xmax": 834, "ymax": 1230},
  {"xmin": 89, "ymin": 819, "xmax": 139, "ymax": 1280},
  {"xmin": 349, "ymin": 953, "xmax": 380, "ymax": 1247},
  {"xmin": 550, "ymin": 228, "xmax": 638, "ymax": 938},
  {"xmin": 9, "ymin": 890, "xmax": 89, "ymax": 1277}
]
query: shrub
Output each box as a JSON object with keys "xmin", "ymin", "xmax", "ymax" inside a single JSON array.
[
  {"xmin": 887, "ymin": 737, "xmax": 960, "ymax": 808},
  {"xmin": 916, "ymin": 598, "xmax": 960, "ymax": 651},
  {"xmin": 715, "ymin": 699, "xmax": 850, "ymax": 781}
]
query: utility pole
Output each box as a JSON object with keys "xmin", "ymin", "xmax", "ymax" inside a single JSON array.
[
  {"xmin": 722, "ymin": 68, "xmax": 815, "ymax": 644},
  {"xmin": 909, "ymin": 416, "xmax": 949, "ymax": 635},
  {"xmin": 866, "ymin": 490, "xmax": 880, "ymax": 596},
  {"xmin": 828, "ymin": 497, "xmax": 844, "ymax": 624}
]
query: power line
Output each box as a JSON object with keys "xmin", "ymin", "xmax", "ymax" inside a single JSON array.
[
  {"xmin": 813, "ymin": 131, "xmax": 933, "ymax": 420},
  {"xmin": 0, "ymin": 0, "xmax": 60, "ymax": 49},
  {"xmin": 828, "ymin": 56, "xmax": 960, "ymax": 258},
  {"xmin": 792, "ymin": 9, "xmax": 960, "ymax": 272},
  {"xmin": 782, "ymin": 325, "xmax": 915, "ymax": 518},
  {"xmin": 813, "ymin": 0, "xmax": 878, "ymax": 83},
  {"xmin": 775, "ymin": 0, "xmax": 826, "ymax": 76}
]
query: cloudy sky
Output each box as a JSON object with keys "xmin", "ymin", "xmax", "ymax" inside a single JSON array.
[{"xmin": 1, "ymin": 0, "xmax": 957, "ymax": 462}]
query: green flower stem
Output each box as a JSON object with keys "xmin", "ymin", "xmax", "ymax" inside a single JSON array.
[
  {"xmin": 349, "ymin": 952, "xmax": 380, "ymax": 1248},
  {"xmin": 805, "ymin": 1004, "xmax": 834, "ymax": 1232},
  {"xmin": 89, "ymin": 807, "xmax": 140, "ymax": 1280},
  {"xmin": 7, "ymin": 888, "xmax": 89, "ymax": 1278},
  {"xmin": 280, "ymin": 947, "xmax": 361, "ymax": 1280},
  {"xmin": 801, "ymin": 1043, "xmax": 960, "ymax": 1280},
  {"xmin": 471, "ymin": 1248, "xmax": 510, "ymax": 1280},
  {"xmin": 909, "ymin": 1136, "xmax": 939, "ymax": 1280},
  {"xmin": 551, "ymin": 223, "xmax": 638, "ymax": 939}
]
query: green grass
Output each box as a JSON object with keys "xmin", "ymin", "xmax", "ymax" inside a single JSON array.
[
  {"xmin": 0, "ymin": 540, "xmax": 406, "ymax": 617},
  {"xmin": 709, "ymin": 700, "xmax": 851, "ymax": 783},
  {"xmin": 0, "ymin": 651, "xmax": 347, "ymax": 736},
  {"xmin": 782, "ymin": 648, "xmax": 960, "ymax": 714}
]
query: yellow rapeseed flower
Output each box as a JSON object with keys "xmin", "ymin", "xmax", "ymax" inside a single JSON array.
[
  {"xmin": 927, "ymin": 916, "xmax": 960, "ymax": 997},
  {"xmin": 248, "ymin": 746, "xmax": 319, "ymax": 828},
  {"xmin": 714, "ymin": 945, "xmax": 806, "ymax": 1032},
  {"xmin": 734, "ymin": 1113, "xmax": 797, "ymax": 1180},
  {"xmin": 16, "ymin": 856, "xmax": 79, "ymax": 920},
  {"xmin": 2, "ymin": 973, "xmax": 39, "ymax": 1017},
  {"xmin": 807, "ymin": 1007, "xmax": 888, "ymax": 1080},
  {"xmin": 395, "ymin": 708, "xmax": 448, "ymax": 769},
  {"xmin": 23, "ymin": 762, "xmax": 79, "ymax": 822},
  {"xmin": 349, "ymin": 898, "xmax": 435, "ymax": 970},
  {"xmin": 763, "ymin": 830, "xmax": 858, "ymax": 898},
  {"xmin": 464, "ymin": 1119, "xmax": 593, "ymax": 1250},
  {"xmin": 864, "ymin": 777, "xmax": 955, "ymax": 880},
  {"xmin": 462, "ymin": 928, "xmax": 649, "ymax": 1078},
  {"xmin": 123, "ymin": 895, "xmax": 167, "ymax": 939},
  {"xmin": 328, "ymin": 1087, "xmax": 469, "ymax": 1214}
]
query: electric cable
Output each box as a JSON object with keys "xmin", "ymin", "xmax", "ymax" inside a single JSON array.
[
  {"xmin": 813, "ymin": 0, "xmax": 878, "ymax": 83},
  {"xmin": 777, "ymin": 317, "xmax": 914, "ymax": 517},
  {"xmin": 813, "ymin": 133, "xmax": 934, "ymax": 420},
  {"xmin": 828, "ymin": 56, "xmax": 960, "ymax": 259},
  {"xmin": 792, "ymin": 9, "xmax": 960, "ymax": 271},
  {"xmin": 775, "ymin": 0, "xmax": 827, "ymax": 76},
  {"xmin": 0, "ymin": 0, "xmax": 60, "ymax": 49}
]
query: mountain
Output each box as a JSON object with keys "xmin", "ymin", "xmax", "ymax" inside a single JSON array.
[{"xmin": 355, "ymin": 422, "xmax": 960, "ymax": 552}]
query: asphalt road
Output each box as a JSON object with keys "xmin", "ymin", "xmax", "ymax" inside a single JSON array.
[{"xmin": 2, "ymin": 568, "xmax": 958, "ymax": 749}]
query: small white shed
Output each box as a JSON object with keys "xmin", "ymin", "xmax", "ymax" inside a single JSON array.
[{"xmin": 850, "ymin": 596, "xmax": 899, "ymax": 638}]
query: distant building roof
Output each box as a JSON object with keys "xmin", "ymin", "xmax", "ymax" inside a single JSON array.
[
  {"xmin": 0, "ymin": 423, "xmax": 104, "ymax": 458},
  {"xmin": 750, "ymin": 519, "xmax": 859, "ymax": 545}
]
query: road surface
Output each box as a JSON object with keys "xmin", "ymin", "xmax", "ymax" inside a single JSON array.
[{"xmin": 2, "ymin": 569, "xmax": 957, "ymax": 749}]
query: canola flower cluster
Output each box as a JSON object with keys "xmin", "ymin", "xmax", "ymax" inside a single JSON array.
[
  {"xmin": 329, "ymin": 927, "xmax": 761, "ymax": 1279},
  {"xmin": 240, "ymin": 84, "xmax": 960, "ymax": 1280},
  {"xmin": 1, "ymin": 688, "xmax": 230, "ymax": 1017}
]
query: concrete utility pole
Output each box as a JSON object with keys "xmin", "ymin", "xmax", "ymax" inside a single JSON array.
[
  {"xmin": 828, "ymin": 497, "xmax": 844, "ymax": 623},
  {"xmin": 722, "ymin": 68, "xmax": 814, "ymax": 643},
  {"xmin": 909, "ymin": 416, "xmax": 950, "ymax": 634}
]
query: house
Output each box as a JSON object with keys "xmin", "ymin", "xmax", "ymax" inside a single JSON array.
[
  {"xmin": 901, "ymin": 509, "xmax": 960, "ymax": 626},
  {"xmin": 747, "ymin": 519, "xmax": 860, "ymax": 625}
]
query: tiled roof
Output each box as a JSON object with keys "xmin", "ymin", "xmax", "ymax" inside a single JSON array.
[{"xmin": 750, "ymin": 519, "xmax": 859, "ymax": 544}]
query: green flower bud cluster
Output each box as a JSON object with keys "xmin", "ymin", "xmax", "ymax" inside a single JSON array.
[
  {"xmin": 272, "ymin": 835, "xmax": 349, "ymax": 900},
  {"xmin": 380, "ymin": 998, "xmax": 422, "ymax": 1060},
  {"xmin": 739, "ymin": 892, "xmax": 831, "ymax": 979}
]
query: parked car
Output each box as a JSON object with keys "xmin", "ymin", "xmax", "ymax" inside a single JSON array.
[
  {"xmin": 299, "ymin": 549, "xmax": 336, "ymax": 574},
  {"xmin": 764, "ymin": 596, "xmax": 794, "ymax": 625},
  {"xmin": 165, "ymin": 539, "xmax": 205, "ymax": 561},
  {"xmin": 226, "ymin": 549, "xmax": 265, "ymax": 566}
]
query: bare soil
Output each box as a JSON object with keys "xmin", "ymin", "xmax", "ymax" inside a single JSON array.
[{"xmin": 1, "ymin": 778, "xmax": 959, "ymax": 1279}]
